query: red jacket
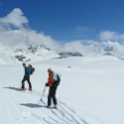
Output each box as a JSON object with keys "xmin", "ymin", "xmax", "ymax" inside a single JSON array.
[{"xmin": 47, "ymin": 71, "xmax": 55, "ymax": 87}]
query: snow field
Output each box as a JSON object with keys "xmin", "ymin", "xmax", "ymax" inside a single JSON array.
[{"xmin": 0, "ymin": 56, "xmax": 124, "ymax": 124}]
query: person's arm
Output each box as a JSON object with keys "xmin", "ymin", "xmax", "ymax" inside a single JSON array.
[{"xmin": 45, "ymin": 72, "xmax": 55, "ymax": 87}]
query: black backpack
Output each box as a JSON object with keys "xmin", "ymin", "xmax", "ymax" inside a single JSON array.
[{"xmin": 57, "ymin": 75, "xmax": 60, "ymax": 83}]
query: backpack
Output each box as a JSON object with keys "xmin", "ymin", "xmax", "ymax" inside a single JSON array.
[
  {"xmin": 28, "ymin": 64, "xmax": 35, "ymax": 74},
  {"xmin": 53, "ymin": 74, "xmax": 60, "ymax": 86},
  {"xmin": 57, "ymin": 74, "xmax": 60, "ymax": 83}
]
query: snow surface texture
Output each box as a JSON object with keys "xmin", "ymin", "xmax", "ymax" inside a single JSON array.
[{"xmin": 0, "ymin": 56, "xmax": 124, "ymax": 124}]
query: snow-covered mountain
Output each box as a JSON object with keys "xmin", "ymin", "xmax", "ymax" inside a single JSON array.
[
  {"xmin": 0, "ymin": 43, "xmax": 60, "ymax": 64},
  {"xmin": 1, "ymin": 29, "xmax": 124, "ymax": 65},
  {"xmin": 0, "ymin": 42, "xmax": 104, "ymax": 64},
  {"xmin": 58, "ymin": 52, "xmax": 83, "ymax": 58},
  {"xmin": 1, "ymin": 8, "xmax": 124, "ymax": 64}
]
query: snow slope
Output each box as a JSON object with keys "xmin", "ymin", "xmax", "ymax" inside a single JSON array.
[
  {"xmin": 0, "ymin": 43, "xmax": 59, "ymax": 64},
  {"xmin": 0, "ymin": 56, "xmax": 124, "ymax": 124}
]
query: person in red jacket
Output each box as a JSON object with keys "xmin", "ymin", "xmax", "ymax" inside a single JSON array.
[{"xmin": 45, "ymin": 68, "xmax": 60, "ymax": 109}]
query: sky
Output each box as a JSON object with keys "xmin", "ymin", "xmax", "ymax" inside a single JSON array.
[
  {"xmin": 0, "ymin": 0, "xmax": 124, "ymax": 52},
  {"xmin": 0, "ymin": 0, "xmax": 124, "ymax": 43}
]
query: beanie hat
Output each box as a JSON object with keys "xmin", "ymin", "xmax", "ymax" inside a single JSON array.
[{"xmin": 48, "ymin": 68, "xmax": 52, "ymax": 72}]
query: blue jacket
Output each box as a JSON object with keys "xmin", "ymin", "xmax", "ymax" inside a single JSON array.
[{"xmin": 25, "ymin": 67, "xmax": 31, "ymax": 77}]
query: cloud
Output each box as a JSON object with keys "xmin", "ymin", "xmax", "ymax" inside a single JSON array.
[
  {"xmin": 1, "ymin": 8, "xmax": 124, "ymax": 58},
  {"xmin": 0, "ymin": 8, "xmax": 60, "ymax": 51},
  {"xmin": 76, "ymin": 26, "xmax": 90, "ymax": 32},
  {"xmin": 99, "ymin": 30, "xmax": 124, "ymax": 41},
  {"xmin": 0, "ymin": 8, "xmax": 28, "ymax": 28},
  {"xmin": 76, "ymin": 26, "xmax": 91, "ymax": 36},
  {"xmin": 61, "ymin": 39, "xmax": 124, "ymax": 57},
  {"xmin": 60, "ymin": 39, "xmax": 104, "ymax": 56}
]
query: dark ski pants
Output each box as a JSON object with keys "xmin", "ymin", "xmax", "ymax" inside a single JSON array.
[
  {"xmin": 21, "ymin": 75, "xmax": 32, "ymax": 89},
  {"xmin": 48, "ymin": 85, "xmax": 58, "ymax": 106}
]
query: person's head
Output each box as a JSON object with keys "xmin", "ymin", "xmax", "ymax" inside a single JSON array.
[
  {"xmin": 23, "ymin": 63, "xmax": 26, "ymax": 68},
  {"xmin": 47, "ymin": 68, "xmax": 52, "ymax": 73}
]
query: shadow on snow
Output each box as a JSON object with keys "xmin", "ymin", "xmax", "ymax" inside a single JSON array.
[
  {"xmin": 3, "ymin": 86, "xmax": 21, "ymax": 91},
  {"xmin": 20, "ymin": 103, "xmax": 46, "ymax": 108}
]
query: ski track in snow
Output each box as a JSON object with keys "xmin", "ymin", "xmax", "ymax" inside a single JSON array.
[{"xmin": 2, "ymin": 86, "xmax": 88, "ymax": 124}]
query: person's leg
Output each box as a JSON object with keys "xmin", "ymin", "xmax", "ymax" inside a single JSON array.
[
  {"xmin": 47, "ymin": 87, "xmax": 52, "ymax": 107},
  {"xmin": 51, "ymin": 86, "xmax": 58, "ymax": 105},
  {"xmin": 27, "ymin": 76, "xmax": 32, "ymax": 90},
  {"xmin": 21, "ymin": 76, "xmax": 26, "ymax": 89}
]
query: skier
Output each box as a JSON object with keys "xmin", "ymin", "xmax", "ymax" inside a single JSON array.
[
  {"xmin": 21, "ymin": 63, "xmax": 32, "ymax": 91},
  {"xmin": 45, "ymin": 68, "xmax": 61, "ymax": 109}
]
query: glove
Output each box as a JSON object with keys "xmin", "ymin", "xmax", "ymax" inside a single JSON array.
[{"xmin": 45, "ymin": 83, "xmax": 49, "ymax": 86}]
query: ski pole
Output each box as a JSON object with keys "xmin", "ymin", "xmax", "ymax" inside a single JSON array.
[
  {"xmin": 39, "ymin": 91, "xmax": 45, "ymax": 104},
  {"xmin": 17, "ymin": 82, "xmax": 21, "ymax": 88},
  {"xmin": 43, "ymin": 86, "xmax": 46, "ymax": 94},
  {"xmin": 39, "ymin": 86, "xmax": 46, "ymax": 104}
]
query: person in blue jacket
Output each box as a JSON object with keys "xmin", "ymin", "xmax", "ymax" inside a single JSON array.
[{"xmin": 21, "ymin": 63, "xmax": 32, "ymax": 91}]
